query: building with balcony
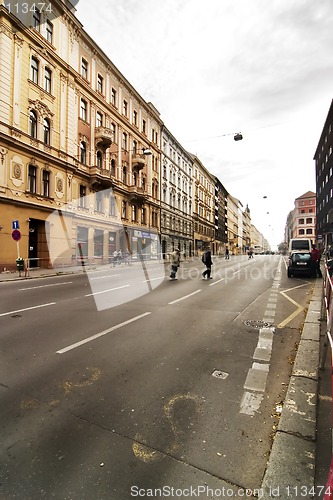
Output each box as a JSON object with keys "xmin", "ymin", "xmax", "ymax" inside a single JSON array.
[
  {"xmin": 0, "ymin": 0, "xmax": 162, "ymax": 268},
  {"xmin": 160, "ymin": 126, "xmax": 193, "ymax": 258},
  {"xmin": 213, "ymin": 177, "xmax": 228, "ymax": 256},
  {"xmin": 191, "ymin": 156, "xmax": 215, "ymax": 255}
]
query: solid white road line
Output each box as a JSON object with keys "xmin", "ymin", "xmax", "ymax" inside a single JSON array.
[
  {"xmin": 142, "ymin": 276, "xmax": 165, "ymax": 282},
  {"xmin": 0, "ymin": 302, "xmax": 56, "ymax": 317},
  {"xmin": 85, "ymin": 284, "xmax": 130, "ymax": 297},
  {"xmin": 89, "ymin": 275, "xmax": 120, "ymax": 280},
  {"xmin": 168, "ymin": 290, "xmax": 202, "ymax": 305},
  {"xmin": 19, "ymin": 282, "xmax": 72, "ymax": 291},
  {"xmin": 56, "ymin": 312, "xmax": 152, "ymax": 354},
  {"xmin": 209, "ymin": 278, "xmax": 225, "ymax": 286}
]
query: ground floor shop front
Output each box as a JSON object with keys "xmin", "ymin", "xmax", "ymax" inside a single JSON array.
[{"xmin": 0, "ymin": 203, "xmax": 160, "ymax": 271}]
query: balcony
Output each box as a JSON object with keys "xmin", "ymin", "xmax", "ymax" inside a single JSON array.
[
  {"xmin": 132, "ymin": 154, "xmax": 146, "ymax": 171},
  {"xmin": 89, "ymin": 166, "xmax": 113, "ymax": 191},
  {"xmin": 95, "ymin": 127, "xmax": 112, "ymax": 150},
  {"xmin": 128, "ymin": 185, "xmax": 147, "ymax": 204}
]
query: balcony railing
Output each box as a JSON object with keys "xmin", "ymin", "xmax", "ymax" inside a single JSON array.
[
  {"xmin": 89, "ymin": 166, "xmax": 113, "ymax": 191},
  {"xmin": 128, "ymin": 185, "xmax": 147, "ymax": 203},
  {"xmin": 95, "ymin": 127, "xmax": 113, "ymax": 150},
  {"xmin": 132, "ymin": 154, "xmax": 146, "ymax": 171}
]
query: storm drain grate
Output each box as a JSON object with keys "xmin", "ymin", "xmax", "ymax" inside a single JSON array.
[{"xmin": 244, "ymin": 320, "xmax": 272, "ymax": 329}]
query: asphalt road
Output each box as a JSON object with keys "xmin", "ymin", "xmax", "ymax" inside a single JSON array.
[{"xmin": 0, "ymin": 255, "xmax": 315, "ymax": 499}]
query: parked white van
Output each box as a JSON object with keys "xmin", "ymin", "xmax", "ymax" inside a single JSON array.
[{"xmin": 289, "ymin": 238, "xmax": 313, "ymax": 254}]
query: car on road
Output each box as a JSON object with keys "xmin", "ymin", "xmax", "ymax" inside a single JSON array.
[{"xmin": 287, "ymin": 251, "xmax": 314, "ymax": 278}]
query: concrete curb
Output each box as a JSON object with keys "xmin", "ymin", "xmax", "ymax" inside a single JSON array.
[{"xmin": 260, "ymin": 279, "xmax": 323, "ymax": 499}]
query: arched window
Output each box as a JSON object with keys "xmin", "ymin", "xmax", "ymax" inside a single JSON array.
[
  {"xmin": 43, "ymin": 118, "xmax": 50, "ymax": 144},
  {"xmin": 29, "ymin": 110, "xmax": 37, "ymax": 138},
  {"xmin": 80, "ymin": 141, "xmax": 87, "ymax": 164}
]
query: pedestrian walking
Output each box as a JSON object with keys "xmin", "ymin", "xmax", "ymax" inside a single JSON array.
[
  {"xmin": 117, "ymin": 249, "xmax": 122, "ymax": 265},
  {"xmin": 225, "ymin": 247, "xmax": 229, "ymax": 259},
  {"xmin": 202, "ymin": 250, "xmax": 213, "ymax": 279},
  {"xmin": 311, "ymin": 244, "xmax": 322, "ymax": 278},
  {"xmin": 124, "ymin": 249, "xmax": 131, "ymax": 265},
  {"xmin": 113, "ymin": 250, "xmax": 118, "ymax": 267},
  {"xmin": 170, "ymin": 248, "xmax": 180, "ymax": 280}
]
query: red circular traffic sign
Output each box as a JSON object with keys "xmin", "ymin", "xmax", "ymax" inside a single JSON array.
[{"xmin": 12, "ymin": 229, "xmax": 21, "ymax": 241}]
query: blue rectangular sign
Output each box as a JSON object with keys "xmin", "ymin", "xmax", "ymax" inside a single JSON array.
[{"xmin": 12, "ymin": 220, "xmax": 19, "ymax": 229}]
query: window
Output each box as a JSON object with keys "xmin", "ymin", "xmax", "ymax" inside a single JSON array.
[
  {"xmin": 97, "ymin": 74, "xmax": 103, "ymax": 94},
  {"xmin": 46, "ymin": 20, "xmax": 53, "ymax": 43},
  {"xmin": 299, "ymin": 218, "xmax": 304, "ymax": 224},
  {"xmin": 96, "ymin": 150, "xmax": 103, "ymax": 168},
  {"xmin": 306, "ymin": 218, "xmax": 312, "ymax": 224},
  {"xmin": 132, "ymin": 204, "xmax": 137, "ymax": 222},
  {"xmin": 94, "ymin": 229, "xmax": 104, "ymax": 256},
  {"xmin": 121, "ymin": 200, "xmax": 127, "ymax": 218},
  {"xmin": 123, "ymin": 100, "xmax": 128, "ymax": 116},
  {"xmin": 80, "ymin": 141, "xmax": 87, "ymax": 164},
  {"xmin": 80, "ymin": 99, "xmax": 87, "ymax": 121},
  {"xmin": 132, "ymin": 140, "xmax": 137, "ymax": 154},
  {"xmin": 96, "ymin": 111, "xmax": 103, "ymax": 127},
  {"xmin": 33, "ymin": 8, "xmax": 40, "ymax": 30},
  {"xmin": 79, "ymin": 185, "xmax": 86, "ymax": 207},
  {"xmin": 122, "ymin": 132, "xmax": 128, "ymax": 151},
  {"xmin": 122, "ymin": 166, "xmax": 127, "ymax": 184},
  {"xmin": 142, "ymin": 119, "xmax": 146, "ymax": 134},
  {"xmin": 110, "ymin": 123, "xmax": 116, "ymax": 141},
  {"xmin": 141, "ymin": 207, "xmax": 146, "ymax": 224},
  {"xmin": 111, "ymin": 88, "xmax": 117, "ymax": 106},
  {"xmin": 81, "ymin": 59, "xmax": 88, "ymax": 79},
  {"xmin": 110, "ymin": 158, "xmax": 116, "ymax": 176},
  {"xmin": 44, "ymin": 68, "xmax": 51, "ymax": 93},
  {"xmin": 43, "ymin": 118, "xmax": 50, "ymax": 144},
  {"xmin": 31, "ymin": 57, "xmax": 39, "ymax": 84},
  {"xmin": 28, "ymin": 165, "xmax": 37, "ymax": 193},
  {"xmin": 42, "ymin": 170, "xmax": 50, "ymax": 197},
  {"xmin": 96, "ymin": 192, "xmax": 103, "ymax": 212},
  {"xmin": 306, "ymin": 228, "xmax": 313, "ymax": 235},
  {"xmin": 29, "ymin": 110, "xmax": 37, "ymax": 138},
  {"xmin": 109, "ymin": 196, "xmax": 116, "ymax": 216},
  {"xmin": 133, "ymin": 110, "xmax": 137, "ymax": 126}
]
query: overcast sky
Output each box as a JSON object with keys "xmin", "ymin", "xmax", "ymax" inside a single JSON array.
[{"xmin": 75, "ymin": 0, "xmax": 333, "ymax": 249}]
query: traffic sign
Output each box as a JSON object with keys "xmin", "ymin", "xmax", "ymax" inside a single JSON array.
[
  {"xmin": 12, "ymin": 220, "xmax": 19, "ymax": 229},
  {"xmin": 12, "ymin": 229, "xmax": 21, "ymax": 241}
]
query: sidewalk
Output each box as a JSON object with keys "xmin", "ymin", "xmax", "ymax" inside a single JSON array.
[
  {"xmin": 260, "ymin": 278, "xmax": 331, "ymax": 499},
  {"xmin": 0, "ymin": 259, "xmax": 158, "ymax": 282}
]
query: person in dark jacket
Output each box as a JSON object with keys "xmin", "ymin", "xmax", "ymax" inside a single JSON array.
[
  {"xmin": 311, "ymin": 244, "xmax": 322, "ymax": 278},
  {"xmin": 202, "ymin": 250, "xmax": 213, "ymax": 279}
]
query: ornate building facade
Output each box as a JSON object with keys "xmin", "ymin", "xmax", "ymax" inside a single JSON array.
[
  {"xmin": 160, "ymin": 126, "xmax": 193, "ymax": 258},
  {"xmin": 0, "ymin": 0, "xmax": 161, "ymax": 268}
]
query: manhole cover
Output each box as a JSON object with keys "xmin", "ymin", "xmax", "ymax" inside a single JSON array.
[
  {"xmin": 212, "ymin": 370, "xmax": 229, "ymax": 380},
  {"xmin": 244, "ymin": 320, "xmax": 272, "ymax": 329}
]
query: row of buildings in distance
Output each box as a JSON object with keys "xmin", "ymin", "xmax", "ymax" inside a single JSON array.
[{"xmin": 0, "ymin": 0, "xmax": 269, "ymax": 269}]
